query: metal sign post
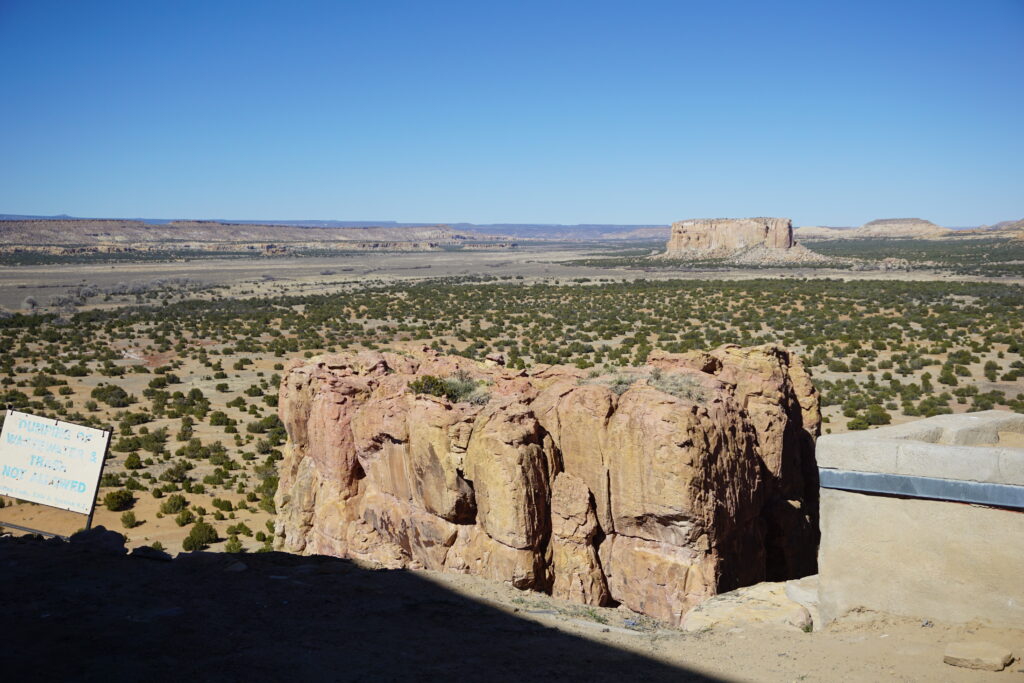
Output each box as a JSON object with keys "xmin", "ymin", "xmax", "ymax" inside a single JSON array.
[{"xmin": 82, "ymin": 428, "xmax": 112, "ymax": 533}]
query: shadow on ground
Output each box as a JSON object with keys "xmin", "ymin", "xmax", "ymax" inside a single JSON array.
[{"xmin": 0, "ymin": 532, "xmax": 722, "ymax": 682}]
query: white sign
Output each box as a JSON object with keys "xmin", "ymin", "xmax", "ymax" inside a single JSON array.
[{"xmin": 0, "ymin": 409, "xmax": 110, "ymax": 514}]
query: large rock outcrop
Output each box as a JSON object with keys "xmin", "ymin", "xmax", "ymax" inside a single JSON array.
[
  {"xmin": 665, "ymin": 218, "xmax": 794, "ymax": 255},
  {"xmin": 274, "ymin": 345, "xmax": 820, "ymax": 625},
  {"xmin": 659, "ymin": 217, "xmax": 828, "ymax": 264}
]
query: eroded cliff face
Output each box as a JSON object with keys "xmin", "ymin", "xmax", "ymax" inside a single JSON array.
[
  {"xmin": 274, "ymin": 345, "xmax": 819, "ymax": 625},
  {"xmin": 663, "ymin": 218, "xmax": 794, "ymax": 256}
]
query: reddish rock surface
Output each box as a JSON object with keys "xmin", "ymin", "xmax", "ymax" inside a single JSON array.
[{"xmin": 274, "ymin": 345, "xmax": 819, "ymax": 625}]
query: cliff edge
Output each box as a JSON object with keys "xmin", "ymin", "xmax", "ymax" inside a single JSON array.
[
  {"xmin": 274, "ymin": 346, "xmax": 820, "ymax": 625},
  {"xmin": 658, "ymin": 217, "xmax": 828, "ymax": 264}
]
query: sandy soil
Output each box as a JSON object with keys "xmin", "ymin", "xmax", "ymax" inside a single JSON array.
[
  {"xmin": 2, "ymin": 533, "xmax": 1021, "ymax": 682},
  {"xmin": 3, "ymin": 247, "xmax": 1022, "ymax": 681},
  {"xmin": 0, "ymin": 346, "xmax": 282, "ymax": 551},
  {"xmin": 0, "ymin": 488, "xmax": 272, "ymax": 552},
  {"xmin": 2, "ymin": 246, "xmax": 1020, "ymax": 311}
]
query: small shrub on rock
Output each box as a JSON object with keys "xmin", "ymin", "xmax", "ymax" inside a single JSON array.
[
  {"xmin": 409, "ymin": 372, "xmax": 488, "ymax": 404},
  {"xmin": 651, "ymin": 373, "xmax": 706, "ymax": 402}
]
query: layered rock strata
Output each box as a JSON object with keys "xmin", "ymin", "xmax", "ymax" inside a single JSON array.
[
  {"xmin": 659, "ymin": 217, "xmax": 829, "ymax": 264},
  {"xmin": 274, "ymin": 345, "xmax": 820, "ymax": 625},
  {"xmin": 665, "ymin": 218, "xmax": 794, "ymax": 255}
]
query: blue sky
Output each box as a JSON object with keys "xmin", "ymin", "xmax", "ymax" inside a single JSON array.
[{"xmin": 1, "ymin": 1, "xmax": 1021, "ymax": 226}]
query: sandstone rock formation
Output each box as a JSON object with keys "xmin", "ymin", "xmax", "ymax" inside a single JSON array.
[
  {"xmin": 274, "ymin": 345, "xmax": 820, "ymax": 625},
  {"xmin": 659, "ymin": 217, "xmax": 828, "ymax": 264},
  {"xmin": 681, "ymin": 581, "xmax": 814, "ymax": 633},
  {"xmin": 665, "ymin": 217, "xmax": 794, "ymax": 255}
]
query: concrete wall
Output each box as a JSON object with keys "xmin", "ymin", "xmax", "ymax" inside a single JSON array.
[
  {"xmin": 817, "ymin": 410, "xmax": 1024, "ymax": 629},
  {"xmin": 818, "ymin": 488, "xmax": 1024, "ymax": 628},
  {"xmin": 817, "ymin": 411, "xmax": 1024, "ymax": 486}
]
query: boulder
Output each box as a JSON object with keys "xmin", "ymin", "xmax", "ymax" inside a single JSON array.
[
  {"xmin": 274, "ymin": 347, "xmax": 820, "ymax": 625},
  {"xmin": 681, "ymin": 581, "xmax": 813, "ymax": 632},
  {"xmin": 943, "ymin": 642, "xmax": 1015, "ymax": 671}
]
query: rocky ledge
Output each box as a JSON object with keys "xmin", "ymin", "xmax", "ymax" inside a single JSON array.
[{"xmin": 274, "ymin": 345, "xmax": 820, "ymax": 625}]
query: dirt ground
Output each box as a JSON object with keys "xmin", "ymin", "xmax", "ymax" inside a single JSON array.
[
  {"xmin": 1, "ymin": 532, "xmax": 1021, "ymax": 682},
  {"xmin": 2, "ymin": 246, "xmax": 1019, "ymax": 311},
  {"xmin": 0, "ymin": 489, "xmax": 273, "ymax": 552},
  {"xmin": 2, "ymin": 247, "xmax": 1022, "ymax": 681}
]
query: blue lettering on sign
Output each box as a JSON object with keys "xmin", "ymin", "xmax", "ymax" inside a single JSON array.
[
  {"xmin": 27, "ymin": 471, "xmax": 86, "ymax": 492},
  {"xmin": 2, "ymin": 464, "xmax": 27, "ymax": 480},
  {"xmin": 16, "ymin": 419, "xmax": 71, "ymax": 440},
  {"xmin": 29, "ymin": 454, "xmax": 67, "ymax": 472},
  {"xmin": 2, "ymin": 410, "xmax": 105, "ymax": 513}
]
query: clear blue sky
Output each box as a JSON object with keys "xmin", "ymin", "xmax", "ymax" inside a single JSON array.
[{"xmin": 1, "ymin": 1, "xmax": 1021, "ymax": 226}]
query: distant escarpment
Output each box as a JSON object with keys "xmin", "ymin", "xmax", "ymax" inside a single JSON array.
[
  {"xmin": 856, "ymin": 218, "xmax": 950, "ymax": 239},
  {"xmin": 658, "ymin": 217, "xmax": 828, "ymax": 264},
  {"xmin": 978, "ymin": 218, "xmax": 1024, "ymax": 238},
  {"xmin": 274, "ymin": 346, "xmax": 820, "ymax": 625},
  {"xmin": 795, "ymin": 218, "xmax": 955, "ymax": 240},
  {"xmin": 0, "ymin": 219, "xmax": 512, "ymax": 254}
]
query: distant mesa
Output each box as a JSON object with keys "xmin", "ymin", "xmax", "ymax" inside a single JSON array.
[
  {"xmin": 0, "ymin": 214, "xmax": 674, "ymax": 243},
  {"xmin": 0, "ymin": 218, "xmax": 518, "ymax": 256},
  {"xmin": 795, "ymin": 218, "xmax": 954, "ymax": 240},
  {"xmin": 979, "ymin": 217, "xmax": 1024, "ymax": 236},
  {"xmin": 659, "ymin": 217, "xmax": 828, "ymax": 264},
  {"xmin": 855, "ymin": 218, "xmax": 951, "ymax": 239},
  {"xmin": 792, "ymin": 225, "xmax": 854, "ymax": 239}
]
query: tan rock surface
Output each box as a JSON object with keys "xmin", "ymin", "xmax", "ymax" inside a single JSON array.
[
  {"xmin": 943, "ymin": 641, "xmax": 1015, "ymax": 671},
  {"xmin": 664, "ymin": 218, "xmax": 794, "ymax": 256},
  {"xmin": 658, "ymin": 217, "xmax": 832, "ymax": 264},
  {"xmin": 550, "ymin": 472, "xmax": 610, "ymax": 605},
  {"xmin": 649, "ymin": 344, "xmax": 821, "ymax": 579},
  {"xmin": 463, "ymin": 399, "xmax": 551, "ymax": 552},
  {"xmin": 274, "ymin": 346, "xmax": 820, "ymax": 625},
  {"xmin": 856, "ymin": 218, "xmax": 951, "ymax": 239},
  {"xmin": 681, "ymin": 581, "xmax": 813, "ymax": 632}
]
